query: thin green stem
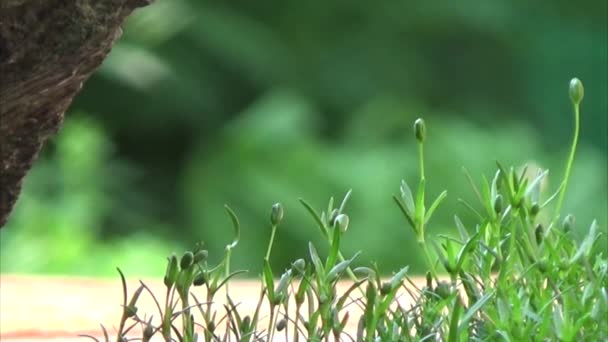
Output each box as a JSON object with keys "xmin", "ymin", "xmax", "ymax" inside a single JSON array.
[
  {"xmin": 419, "ymin": 241, "xmax": 439, "ymax": 282},
  {"xmin": 267, "ymin": 305, "xmax": 277, "ymax": 342},
  {"xmin": 552, "ymin": 102, "xmax": 580, "ymax": 227},
  {"xmin": 418, "ymin": 142, "xmax": 425, "ymax": 180},
  {"xmin": 181, "ymin": 296, "xmax": 193, "ymax": 342},
  {"xmin": 225, "ymin": 248, "xmax": 232, "ymax": 294},
  {"xmin": 266, "ymin": 224, "xmax": 278, "ymax": 261}
]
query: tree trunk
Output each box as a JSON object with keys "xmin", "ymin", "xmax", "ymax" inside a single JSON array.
[{"xmin": 0, "ymin": 0, "xmax": 151, "ymax": 228}]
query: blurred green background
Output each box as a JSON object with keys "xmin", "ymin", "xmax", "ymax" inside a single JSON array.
[{"xmin": 1, "ymin": 0, "xmax": 606, "ymax": 278}]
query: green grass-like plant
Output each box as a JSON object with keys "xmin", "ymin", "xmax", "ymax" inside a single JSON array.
[{"xmin": 85, "ymin": 78, "xmax": 607, "ymax": 341}]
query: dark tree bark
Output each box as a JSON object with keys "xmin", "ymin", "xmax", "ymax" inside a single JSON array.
[{"xmin": 0, "ymin": 0, "xmax": 151, "ymax": 228}]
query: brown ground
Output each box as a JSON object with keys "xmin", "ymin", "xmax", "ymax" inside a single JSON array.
[{"xmin": 0, "ymin": 274, "xmax": 429, "ymax": 341}]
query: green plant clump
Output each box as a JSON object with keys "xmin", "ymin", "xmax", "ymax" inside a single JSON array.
[{"xmin": 85, "ymin": 78, "xmax": 607, "ymax": 341}]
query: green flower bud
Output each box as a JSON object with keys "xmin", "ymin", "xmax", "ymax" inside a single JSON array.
[
  {"xmin": 303, "ymin": 320, "xmax": 310, "ymax": 330},
  {"xmin": 569, "ymin": 77, "xmax": 584, "ymax": 105},
  {"xmin": 207, "ymin": 321, "xmax": 216, "ymax": 333},
  {"xmin": 530, "ymin": 202, "xmax": 540, "ymax": 216},
  {"xmin": 240, "ymin": 316, "xmax": 251, "ymax": 332},
  {"xmin": 125, "ymin": 305, "xmax": 138, "ymax": 318},
  {"xmin": 493, "ymin": 194, "xmax": 503, "ymax": 215},
  {"xmin": 414, "ymin": 118, "xmax": 426, "ymax": 143},
  {"xmin": 126, "ymin": 285, "xmax": 144, "ymax": 316},
  {"xmin": 180, "ymin": 251, "xmax": 194, "ymax": 270},
  {"xmin": 193, "ymin": 241, "xmax": 205, "ymax": 253},
  {"xmin": 292, "ymin": 258, "xmax": 306, "ymax": 272},
  {"xmin": 143, "ymin": 318, "xmax": 155, "ymax": 341},
  {"xmin": 276, "ymin": 318, "xmax": 287, "ymax": 331},
  {"xmin": 535, "ymin": 224, "xmax": 543, "ymax": 245},
  {"xmin": 563, "ymin": 214, "xmax": 575, "ymax": 233},
  {"xmin": 193, "ymin": 249, "xmax": 208, "ymax": 264},
  {"xmin": 380, "ymin": 282, "xmax": 392, "ymax": 296},
  {"xmin": 193, "ymin": 272, "xmax": 206, "ymax": 286},
  {"xmin": 434, "ymin": 281, "xmax": 452, "ymax": 299},
  {"xmin": 164, "ymin": 254, "xmax": 179, "ymax": 288},
  {"xmin": 319, "ymin": 292, "xmax": 329, "ymax": 304},
  {"xmin": 270, "ymin": 202, "xmax": 284, "ymax": 226},
  {"xmin": 335, "ymin": 213, "xmax": 349, "ymax": 233}
]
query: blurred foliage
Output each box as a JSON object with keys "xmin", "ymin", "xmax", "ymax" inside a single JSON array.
[{"xmin": 1, "ymin": 0, "xmax": 606, "ymax": 276}]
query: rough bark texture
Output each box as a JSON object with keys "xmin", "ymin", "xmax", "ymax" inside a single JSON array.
[{"xmin": 0, "ymin": 0, "xmax": 151, "ymax": 228}]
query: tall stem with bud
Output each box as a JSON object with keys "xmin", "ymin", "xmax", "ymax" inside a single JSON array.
[{"xmin": 552, "ymin": 78, "xmax": 584, "ymax": 227}]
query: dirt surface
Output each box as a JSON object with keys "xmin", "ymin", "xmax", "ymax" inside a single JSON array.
[{"xmin": 0, "ymin": 274, "xmax": 429, "ymax": 341}]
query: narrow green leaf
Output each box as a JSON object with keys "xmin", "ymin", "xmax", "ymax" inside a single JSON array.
[
  {"xmin": 327, "ymin": 196, "xmax": 335, "ymax": 219},
  {"xmin": 570, "ymin": 220, "xmax": 599, "ymax": 264},
  {"xmin": 454, "ymin": 232, "xmax": 480, "ymax": 274},
  {"xmin": 308, "ymin": 242, "xmax": 325, "ymax": 275},
  {"xmin": 336, "ymin": 279, "xmax": 366, "ymax": 311},
  {"xmin": 215, "ymin": 270, "xmax": 248, "ymax": 291},
  {"xmin": 462, "ymin": 167, "xmax": 483, "ymax": 204},
  {"xmin": 525, "ymin": 169, "xmax": 548, "ymax": 202},
  {"xmin": 327, "ymin": 252, "xmax": 361, "ymax": 282},
  {"xmin": 299, "ymin": 198, "xmax": 328, "ymax": 238},
  {"xmin": 490, "ymin": 169, "xmax": 501, "ymax": 202},
  {"xmin": 224, "ymin": 205, "xmax": 240, "ymax": 249},
  {"xmin": 338, "ymin": 189, "xmax": 353, "ymax": 214},
  {"xmin": 263, "ymin": 259, "xmax": 275, "ymax": 303},
  {"xmin": 457, "ymin": 198, "xmax": 484, "ymax": 222},
  {"xmin": 363, "ymin": 282, "xmax": 377, "ymax": 338},
  {"xmin": 425, "ymin": 190, "xmax": 448, "ymax": 224},
  {"xmin": 432, "ymin": 240, "xmax": 452, "ymax": 273},
  {"xmin": 415, "ymin": 178, "xmax": 426, "ymax": 224},
  {"xmin": 400, "ymin": 180, "xmax": 416, "ymax": 215},
  {"xmin": 393, "ymin": 195, "xmax": 416, "ymax": 229},
  {"xmin": 326, "ymin": 224, "xmax": 341, "ymax": 270},
  {"xmin": 274, "ymin": 269, "xmax": 293, "ymax": 301},
  {"xmin": 295, "ymin": 271, "xmax": 310, "ymax": 305},
  {"xmin": 353, "ymin": 267, "xmax": 376, "ymax": 280},
  {"xmin": 389, "ymin": 266, "xmax": 409, "ymax": 290},
  {"xmin": 480, "ymin": 174, "xmax": 494, "ymax": 217},
  {"xmin": 448, "ymin": 298, "xmax": 463, "ymax": 342},
  {"xmin": 459, "ymin": 290, "xmax": 495, "ymax": 333},
  {"xmin": 454, "ymin": 215, "xmax": 470, "ymax": 241}
]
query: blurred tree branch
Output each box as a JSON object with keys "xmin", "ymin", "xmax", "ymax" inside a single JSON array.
[{"xmin": 0, "ymin": 0, "xmax": 151, "ymax": 227}]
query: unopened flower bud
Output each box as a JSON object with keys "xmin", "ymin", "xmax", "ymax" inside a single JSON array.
[
  {"xmin": 240, "ymin": 316, "xmax": 251, "ymax": 332},
  {"xmin": 126, "ymin": 285, "xmax": 144, "ymax": 316},
  {"xmin": 563, "ymin": 214, "xmax": 575, "ymax": 233},
  {"xmin": 335, "ymin": 213, "xmax": 349, "ymax": 233},
  {"xmin": 535, "ymin": 224, "xmax": 543, "ymax": 245},
  {"xmin": 164, "ymin": 254, "xmax": 179, "ymax": 288},
  {"xmin": 270, "ymin": 202, "xmax": 284, "ymax": 226},
  {"xmin": 380, "ymin": 282, "xmax": 391, "ymax": 296},
  {"xmin": 125, "ymin": 305, "xmax": 138, "ymax": 318},
  {"xmin": 493, "ymin": 194, "xmax": 503, "ymax": 215},
  {"xmin": 143, "ymin": 318, "xmax": 155, "ymax": 341},
  {"xmin": 569, "ymin": 78, "xmax": 584, "ymax": 105},
  {"xmin": 434, "ymin": 281, "xmax": 451, "ymax": 299},
  {"xmin": 193, "ymin": 249, "xmax": 208, "ymax": 264},
  {"xmin": 530, "ymin": 202, "xmax": 540, "ymax": 216},
  {"xmin": 292, "ymin": 258, "xmax": 306, "ymax": 272},
  {"xmin": 276, "ymin": 318, "xmax": 287, "ymax": 331},
  {"xmin": 180, "ymin": 251, "xmax": 194, "ymax": 270},
  {"xmin": 414, "ymin": 118, "xmax": 426, "ymax": 143},
  {"xmin": 193, "ymin": 272, "xmax": 206, "ymax": 286}
]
